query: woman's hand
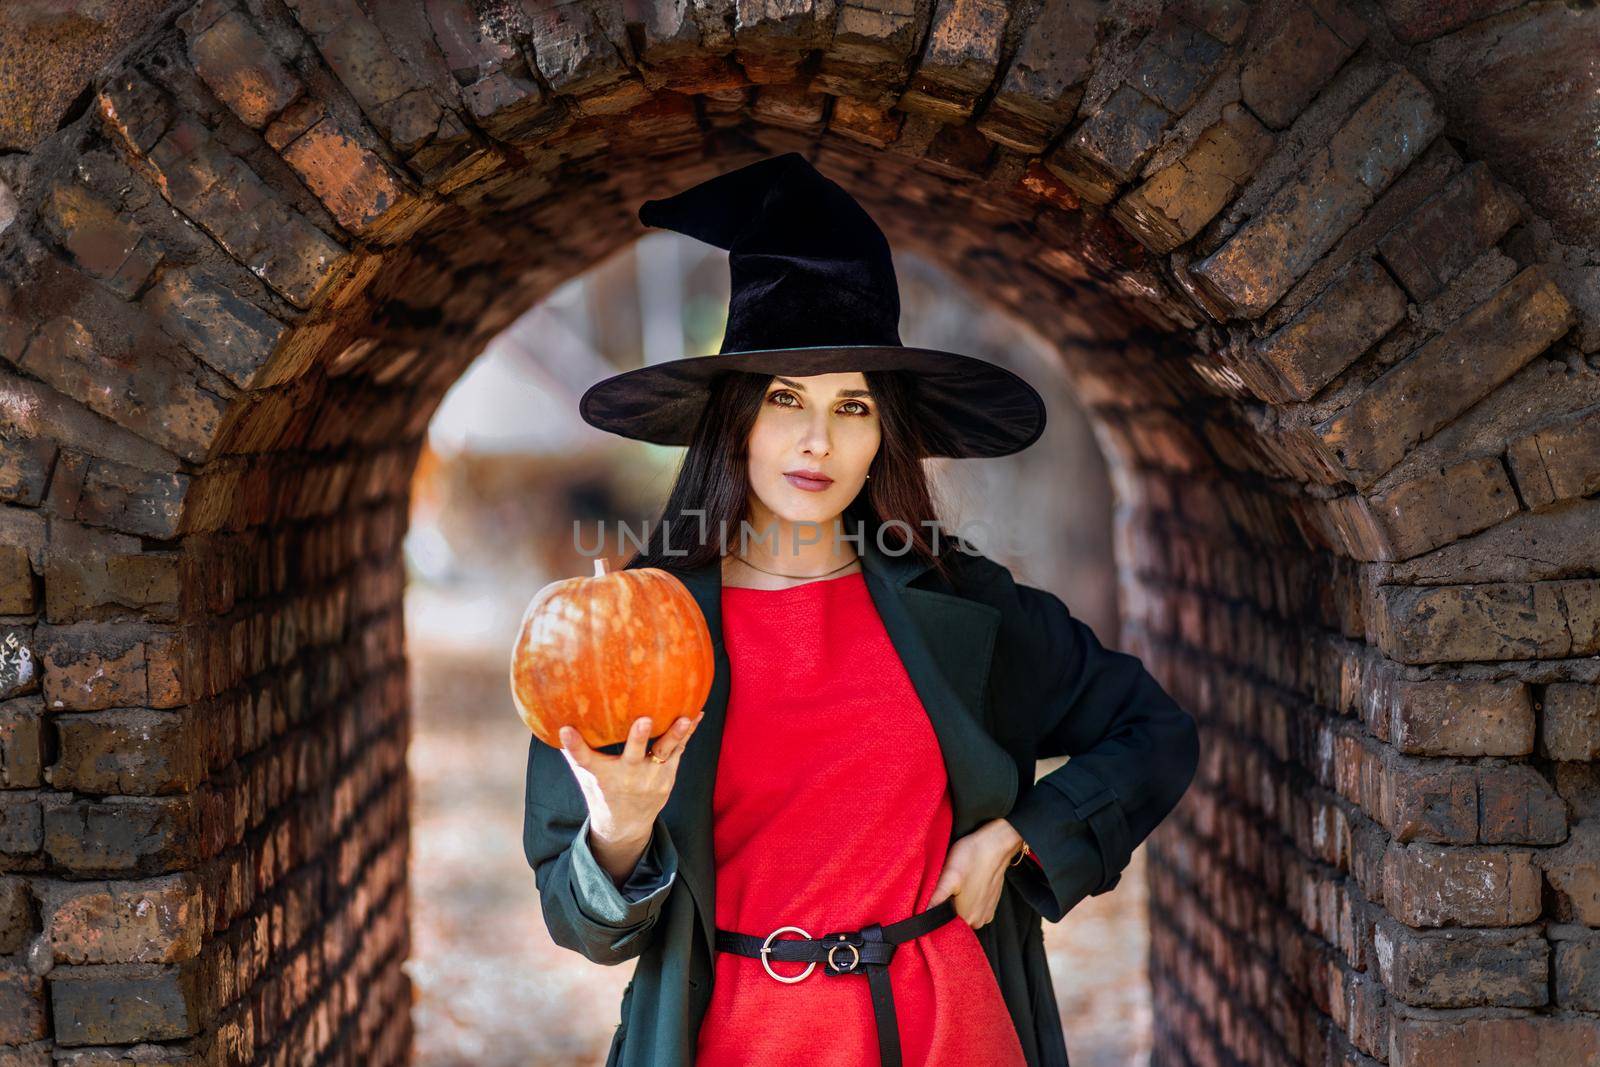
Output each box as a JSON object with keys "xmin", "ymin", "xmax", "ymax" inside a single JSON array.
[
  {"xmin": 557, "ymin": 712, "xmax": 704, "ymax": 882},
  {"xmin": 928, "ymin": 817, "xmax": 1027, "ymax": 929}
]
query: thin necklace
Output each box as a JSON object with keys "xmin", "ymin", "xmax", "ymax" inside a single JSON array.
[{"xmin": 732, "ymin": 552, "xmax": 860, "ymax": 580}]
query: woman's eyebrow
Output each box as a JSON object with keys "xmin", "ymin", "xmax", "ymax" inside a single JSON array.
[{"xmin": 773, "ymin": 376, "xmax": 874, "ymax": 399}]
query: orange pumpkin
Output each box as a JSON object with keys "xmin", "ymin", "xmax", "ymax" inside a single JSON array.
[{"xmin": 510, "ymin": 558, "xmax": 715, "ymax": 750}]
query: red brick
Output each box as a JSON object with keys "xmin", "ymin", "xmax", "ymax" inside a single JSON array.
[
  {"xmin": 1542, "ymin": 684, "xmax": 1600, "ymax": 761},
  {"xmin": 0, "ymin": 548, "xmax": 36, "ymax": 615},
  {"xmin": 1382, "ymin": 843, "xmax": 1541, "ymax": 927},
  {"xmin": 978, "ymin": 0, "xmax": 1097, "ymax": 153},
  {"xmin": 1239, "ymin": 1, "xmax": 1364, "ymax": 129},
  {"xmin": 44, "ymin": 874, "xmax": 203, "ymax": 964},
  {"xmin": 1114, "ymin": 103, "xmax": 1273, "ymax": 254},
  {"xmin": 43, "ymin": 796, "xmax": 198, "ymax": 877},
  {"xmin": 51, "ymin": 709, "xmax": 199, "ymax": 795},
  {"xmin": 1192, "ymin": 68, "xmax": 1444, "ymax": 318},
  {"xmin": 1246, "ymin": 257, "xmax": 1408, "ymax": 403},
  {"xmin": 1323, "ymin": 454, "xmax": 1520, "ymax": 561},
  {"xmin": 1313, "ymin": 265, "xmax": 1575, "ymax": 488},
  {"xmin": 0, "ymin": 698, "xmax": 43, "ymax": 788},
  {"xmin": 1506, "ymin": 404, "xmax": 1600, "ymax": 509},
  {"xmin": 49, "ymin": 960, "xmax": 204, "ymax": 1045},
  {"xmin": 1378, "ymin": 161, "xmax": 1520, "ymax": 302},
  {"xmin": 1391, "ymin": 1013, "xmax": 1600, "ymax": 1067},
  {"xmin": 39, "ymin": 624, "xmax": 184, "ymax": 712},
  {"xmin": 898, "ymin": 0, "xmax": 1010, "ymax": 122},
  {"xmin": 1373, "ymin": 579, "xmax": 1600, "ymax": 664},
  {"xmin": 0, "ymin": 968, "xmax": 48, "ymax": 1043},
  {"xmin": 1376, "ymin": 920, "xmax": 1546, "ymax": 1007},
  {"xmin": 181, "ymin": 6, "xmax": 303, "ymax": 128},
  {"xmin": 0, "ymin": 877, "xmax": 33, "ymax": 954}
]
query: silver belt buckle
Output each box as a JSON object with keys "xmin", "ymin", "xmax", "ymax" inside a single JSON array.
[{"xmin": 760, "ymin": 925, "xmax": 815, "ymax": 983}]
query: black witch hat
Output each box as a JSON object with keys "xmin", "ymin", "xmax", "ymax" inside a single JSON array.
[{"xmin": 577, "ymin": 152, "xmax": 1047, "ymax": 459}]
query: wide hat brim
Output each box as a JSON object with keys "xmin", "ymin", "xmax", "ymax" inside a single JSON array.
[{"xmin": 578, "ymin": 344, "xmax": 1047, "ymax": 459}]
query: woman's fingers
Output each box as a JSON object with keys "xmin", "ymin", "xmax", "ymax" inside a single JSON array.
[
  {"xmin": 645, "ymin": 715, "xmax": 699, "ymax": 765},
  {"xmin": 557, "ymin": 725, "xmax": 594, "ymax": 771}
]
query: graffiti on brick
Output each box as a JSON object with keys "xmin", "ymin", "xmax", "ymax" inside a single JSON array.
[{"xmin": 0, "ymin": 631, "xmax": 34, "ymax": 696}]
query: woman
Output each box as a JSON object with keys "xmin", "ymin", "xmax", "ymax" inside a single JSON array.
[{"xmin": 522, "ymin": 153, "xmax": 1200, "ymax": 1067}]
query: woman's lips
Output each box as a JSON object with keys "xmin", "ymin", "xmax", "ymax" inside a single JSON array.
[{"xmin": 783, "ymin": 472, "xmax": 833, "ymax": 492}]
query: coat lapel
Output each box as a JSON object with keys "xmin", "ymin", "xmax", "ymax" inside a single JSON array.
[{"xmin": 661, "ymin": 536, "xmax": 1017, "ymax": 966}]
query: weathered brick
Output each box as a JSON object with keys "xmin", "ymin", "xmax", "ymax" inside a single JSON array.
[
  {"xmin": 1379, "ymin": 0, "xmax": 1524, "ymax": 45},
  {"xmin": 17, "ymin": 308, "xmax": 227, "ymax": 467},
  {"xmin": 1383, "ymin": 676, "xmax": 1533, "ymax": 758},
  {"xmin": 51, "ymin": 709, "xmax": 198, "ymax": 795},
  {"xmin": 1114, "ymin": 103, "xmax": 1273, "ymax": 254},
  {"xmin": 1544, "ymin": 821, "xmax": 1600, "ymax": 924},
  {"xmin": 0, "ymin": 699, "xmax": 43, "ymax": 789},
  {"xmin": 44, "ymin": 874, "xmax": 203, "ymax": 964},
  {"xmin": 1478, "ymin": 764, "xmax": 1566, "ymax": 844},
  {"xmin": 39, "ymin": 623, "xmax": 187, "ymax": 712},
  {"xmin": 978, "ymin": 0, "xmax": 1097, "ymax": 153},
  {"xmin": 181, "ymin": 5, "xmax": 303, "ymax": 128},
  {"xmin": 1312, "ymin": 265, "xmax": 1575, "ymax": 488},
  {"xmin": 750, "ymin": 83, "xmax": 827, "ymax": 131},
  {"xmin": 0, "ymin": 548, "xmax": 36, "ymax": 615},
  {"xmin": 1542, "ymin": 683, "xmax": 1600, "ymax": 761},
  {"xmin": 70, "ymin": 456, "xmax": 189, "ymax": 541},
  {"xmin": 1373, "ymin": 580, "xmax": 1600, "ymax": 665},
  {"xmin": 1382, "ymin": 843, "xmax": 1541, "ymax": 927},
  {"xmin": 0, "ymin": 793, "xmax": 43, "ymax": 858},
  {"xmin": 143, "ymin": 266, "xmax": 287, "ymax": 391},
  {"xmin": 1326, "ymin": 454, "xmax": 1520, "ymax": 562},
  {"xmin": 46, "ymin": 540, "xmax": 179, "ymax": 624},
  {"xmin": 899, "ymin": 0, "xmax": 1010, "ymax": 122},
  {"xmin": 1378, "ymin": 162, "xmax": 1521, "ymax": 302},
  {"xmin": 0, "ymin": 877, "xmax": 33, "ymax": 954},
  {"xmin": 1047, "ymin": 84, "xmax": 1169, "ymax": 204},
  {"xmin": 0, "ymin": 366, "xmax": 180, "ymax": 488},
  {"xmin": 1248, "ymin": 257, "xmax": 1408, "ymax": 402},
  {"xmin": 1126, "ymin": 16, "xmax": 1226, "ymax": 116},
  {"xmin": 1391, "ymin": 1013, "xmax": 1600, "ymax": 1067},
  {"xmin": 1239, "ymin": 1, "xmax": 1364, "ymax": 129},
  {"xmin": 522, "ymin": 0, "xmax": 642, "ymax": 109},
  {"xmin": 1506, "ymin": 403, "xmax": 1600, "ymax": 509},
  {"xmin": 1374, "ymin": 919, "xmax": 1547, "ymax": 1007},
  {"xmin": 95, "ymin": 70, "xmax": 175, "ymax": 157},
  {"xmin": 129, "ymin": 111, "xmax": 345, "ymax": 309},
  {"xmin": 272, "ymin": 104, "xmax": 419, "ymax": 239},
  {"xmin": 1192, "ymin": 68, "xmax": 1444, "ymax": 318},
  {"xmin": 1553, "ymin": 925, "xmax": 1600, "ymax": 1010},
  {"xmin": 49, "ymin": 960, "xmax": 204, "ymax": 1045},
  {"xmin": 810, "ymin": 0, "xmax": 911, "ymax": 98},
  {"xmin": 43, "ymin": 796, "xmax": 198, "ymax": 877},
  {"xmin": 38, "ymin": 181, "xmax": 163, "ymax": 299},
  {"xmin": 1381, "ymin": 750, "xmax": 1476, "ymax": 843},
  {"xmin": 0, "ymin": 968, "xmax": 48, "ymax": 1044},
  {"xmin": 830, "ymin": 97, "xmax": 904, "ymax": 148}
]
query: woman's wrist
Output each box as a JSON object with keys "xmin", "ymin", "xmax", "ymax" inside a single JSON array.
[{"xmin": 588, "ymin": 821, "xmax": 654, "ymax": 886}]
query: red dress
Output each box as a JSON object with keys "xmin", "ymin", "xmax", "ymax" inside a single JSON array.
[{"xmin": 694, "ymin": 570, "xmax": 1029, "ymax": 1067}]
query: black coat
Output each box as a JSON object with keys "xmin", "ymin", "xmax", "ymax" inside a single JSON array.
[{"xmin": 523, "ymin": 533, "xmax": 1201, "ymax": 1065}]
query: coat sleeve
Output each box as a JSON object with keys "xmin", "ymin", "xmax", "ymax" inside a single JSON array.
[
  {"xmin": 1000, "ymin": 580, "xmax": 1200, "ymax": 923},
  {"xmin": 522, "ymin": 734, "xmax": 680, "ymax": 964}
]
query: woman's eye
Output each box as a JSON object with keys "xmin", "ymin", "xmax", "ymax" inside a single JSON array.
[
  {"xmin": 840, "ymin": 401, "xmax": 870, "ymax": 416},
  {"xmin": 767, "ymin": 391, "xmax": 798, "ymax": 407}
]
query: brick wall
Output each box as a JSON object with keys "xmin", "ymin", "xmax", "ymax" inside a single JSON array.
[{"xmin": 0, "ymin": 1, "xmax": 1598, "ymax": 1064}]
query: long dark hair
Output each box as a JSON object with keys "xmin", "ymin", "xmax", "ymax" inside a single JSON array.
[{"xmin": 621, "ymin": 369, "xmax": 964, "ymax": 587}]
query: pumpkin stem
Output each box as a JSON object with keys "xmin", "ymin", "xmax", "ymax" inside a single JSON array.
[{"xmin": 594, "ymin": 557, "xmax": 609, "ymax": 577}]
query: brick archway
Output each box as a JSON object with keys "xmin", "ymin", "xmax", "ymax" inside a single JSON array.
[{"xmin": 1, "ymin": 1, "xmax": 1597, "ymax": 1063}]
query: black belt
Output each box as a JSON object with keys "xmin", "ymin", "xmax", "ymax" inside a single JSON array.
[{"xmin": 713, "ymin": 897, "xmax": 960, "ymax": 1067}]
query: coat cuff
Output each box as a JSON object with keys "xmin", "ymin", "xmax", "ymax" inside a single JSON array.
[
  {"xmin": 569, "ymin": 811, "xmax": 679, "ymax": 927},
  {"xmin": 1004, "ymin": 761, "xmax": 1133, "ymax": 922}
]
